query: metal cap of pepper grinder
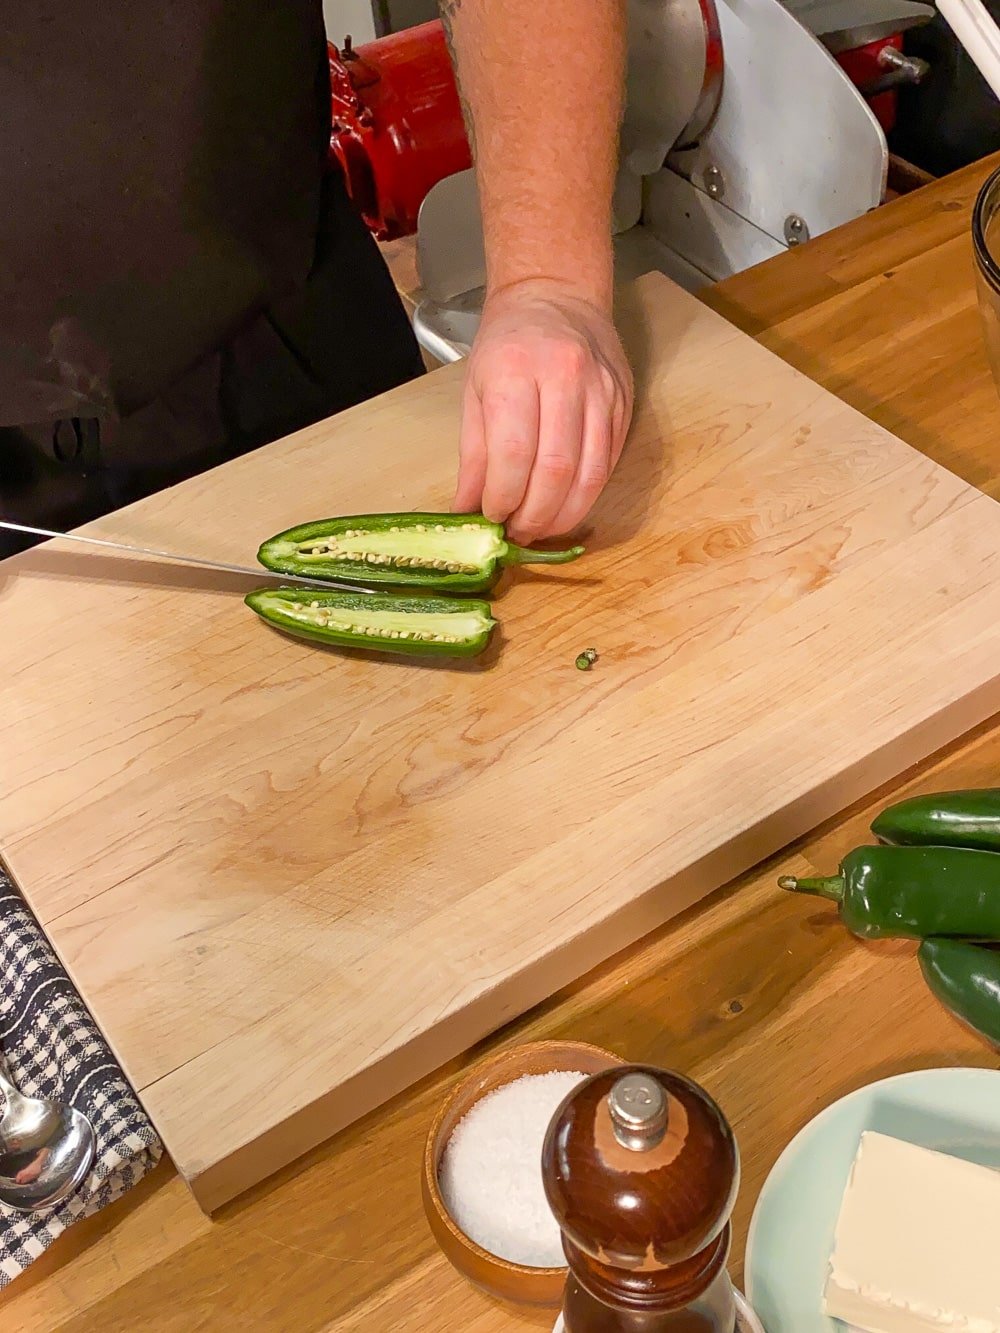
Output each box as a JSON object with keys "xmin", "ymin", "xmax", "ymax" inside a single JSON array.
[{"xmin": 608, "ymin": 1071, "xmax": 668, "ymax": 1150}]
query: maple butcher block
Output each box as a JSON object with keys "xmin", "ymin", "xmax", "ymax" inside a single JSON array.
[
  {"xmin": 0, "ymin": 155, "xmax": 1000, "ymax": 1333},
  {"xmin": 6, "ymin": 219, "xmax": 1000, "ymax": 1219}
]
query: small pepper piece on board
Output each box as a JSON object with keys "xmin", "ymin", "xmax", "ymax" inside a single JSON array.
[
  {"xmin": 872, "ymin": 789, "xmax": 1000, "ymax": 852},
  {"xmin": 918, "ymin": 938, "xmax": 1000, "ymax": 1047},
  {"xmin": 246, "ymin": 588, "xmax": 496, "ymax": 658},
  {"xmin": 257, "ymin": 513, "xmax": 584, "ymax": 593},
  {"xmin": 778, "ymin": 844, "xmax": 1000, "ymax": 941}
]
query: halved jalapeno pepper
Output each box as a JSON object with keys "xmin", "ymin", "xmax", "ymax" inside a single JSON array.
[
  {"xmin": 256, "ymin": 512, "xmax": 584, "ymax": 593},
  {"xmin": 245, "ymin": 588, "xmax": 496, "ymax": 658}
]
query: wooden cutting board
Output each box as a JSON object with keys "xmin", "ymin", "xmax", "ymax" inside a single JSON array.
[{"xmin": 5, "ymin": 271, "xmax": 1000, "ymax": 1213}]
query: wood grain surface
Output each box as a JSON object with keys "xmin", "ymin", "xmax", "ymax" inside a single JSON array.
[
  {"xmin": 7, "ymin": 258, "xmax": 1000, "ymax": 1211},
  {"xmin": 1, "ymin": 155, "xmax": 1000, "ymax": 1330}
]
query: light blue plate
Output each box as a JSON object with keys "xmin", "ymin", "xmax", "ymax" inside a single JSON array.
[{"xmin": 745, "ymin": 1066, "xmax": 1000, "ymax": 1333}]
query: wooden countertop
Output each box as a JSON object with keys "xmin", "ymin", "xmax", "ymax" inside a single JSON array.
[{"xmin": 5, "ymin": 156, "xmax": 1000, "ymax": 1332}]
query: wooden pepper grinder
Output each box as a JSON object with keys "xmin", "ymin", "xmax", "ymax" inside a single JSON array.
[{"xmin": 541, "ymin": 1066, "xmax": 740, "ymax": 1332}]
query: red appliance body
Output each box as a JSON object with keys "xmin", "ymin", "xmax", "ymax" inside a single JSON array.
[
  {"xmin": 328, "ymin": 22, "xmax": 472, "ymax": 241},
  {"xmin": 836, "ymin": 34, "xmax": 904, "ymax": 134},
  {"xmin": 329, "ymin": 9, "xmax": 724, "ymax": 241}
]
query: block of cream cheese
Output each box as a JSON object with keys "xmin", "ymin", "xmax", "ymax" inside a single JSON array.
[{"xmin": 824, "ymin": 1131, "xmax": 1000, "ymax": 1333}]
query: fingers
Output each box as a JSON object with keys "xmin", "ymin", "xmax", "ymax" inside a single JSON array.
[
  {"xmin": 452, "ymin": 388, "xmax": 487, "ymax": 513},
  {"xmin": 479, "ymin": 375, "xmax": 540, "ymax": 524},
  {"xmin": 506, "ymin": 376, "xmax": 585, "ymax": 543},
  {"xmin": 459, "ymin": 289, "xmax": 632, "ymax": 539},
  {"xmin": 475, "ymin": 362, "xmax": 628, "ymax": 540},
  {"xmin": 547, "ymin": 395, "xmax": 613, "ymax": 537}
]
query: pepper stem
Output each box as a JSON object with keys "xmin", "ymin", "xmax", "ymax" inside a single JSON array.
[
  {"xmin": 503, "ymin": 543, "xmax": 585, "ymax": 566},
  {"xmin": 778, "ymin": 874, "xmax": 845, "ymax": 903}
]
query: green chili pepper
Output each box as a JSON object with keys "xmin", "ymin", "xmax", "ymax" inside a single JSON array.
[
  {"xmin": 778, "ymin": 844, "xmax": 1000, "ymax": 940},
  {"xmin": 918, "ymin": 938, "xmax": 1000, "ymax": 1046},
  {"xmin": 245, "ymin": 588, "xmax": 496, "ymax": 658},
  {"xmin": 257, "ymin": 513, "xmax": 584, "ymax": 593},
  {"xmin": 576, "ymin": 648, "xmax": 598, "ymax": 671},
  {"xmin": 872, "ymin": 789, "xmax": 1000, "ymax": 852}
]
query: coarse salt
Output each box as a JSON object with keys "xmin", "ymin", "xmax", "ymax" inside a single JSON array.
[{"xmin": 438, "ymin": 1069, "xmax": 587, "ymax": 1267}]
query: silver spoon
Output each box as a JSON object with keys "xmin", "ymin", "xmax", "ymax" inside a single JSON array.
[{"xmin": 0, "ymin": 1052, "xmax": 95, "ymax": 1211}]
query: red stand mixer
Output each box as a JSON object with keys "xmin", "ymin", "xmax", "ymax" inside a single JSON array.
[{"xmin": 328, "ymin": 23, "xmax": 472, "ymax": 241}]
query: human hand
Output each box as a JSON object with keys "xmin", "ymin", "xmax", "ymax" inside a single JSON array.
[{"xmin": 452, "ymin": 279, "xmax": 633, "ymax": 544}]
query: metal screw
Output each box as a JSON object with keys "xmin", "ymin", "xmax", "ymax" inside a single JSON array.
[
  {"xmin": 705, "ymin": 166, "xmax": 725, "ymax": 200},
  {"xmin": 608, "ymin": 1073, "xmax": 668, "ymax": 1151},
  {"xmin": 784, "ymin": 214, "xmax": 810, "ymax": 247}
]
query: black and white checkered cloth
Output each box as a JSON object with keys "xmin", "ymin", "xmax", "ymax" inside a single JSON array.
[{"xmin": 0, "ymin": 866, "xmax": 162, "ymax": 1286}]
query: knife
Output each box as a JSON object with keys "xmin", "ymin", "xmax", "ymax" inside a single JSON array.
[{"xmin": 0, "ymin": 519, "xmax": 375, "ymax": 593}]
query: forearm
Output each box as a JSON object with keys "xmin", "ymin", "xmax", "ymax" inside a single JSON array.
[{"xmin": 440, "ymin": 0, "xmax": 626, "ymax": 312}]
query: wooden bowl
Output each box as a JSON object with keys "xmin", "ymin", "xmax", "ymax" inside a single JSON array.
[{"xmin": 422, "ymin": 1039, "xmax": 625, "ymax": 1308}]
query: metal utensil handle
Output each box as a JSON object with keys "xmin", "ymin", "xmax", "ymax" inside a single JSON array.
[{"xmin": 0, "ymin": 519, "xmax": 373, "ymax": 594}]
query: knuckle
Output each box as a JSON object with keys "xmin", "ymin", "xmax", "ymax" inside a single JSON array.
[
  {"xmin": 493, "ymin": 344, "xmax": 535, "ymax": 379},
  {"xmin": 548, "ymin": 340, "xmax": 589, "ymax": 378},
  {"xmin": 494, "ymin": 436, "xmax": 535, "ymax": 466},
  {"xmin": 537, "ymin": 453, "xmax": 577, "ymax": 483},
  {"xmin": 597, "ymin": 365, "xmax": 617, "ymax": 399},
  {"xmin": 580, "ymin": 461, "xmax": 610, "ymax": 491}
]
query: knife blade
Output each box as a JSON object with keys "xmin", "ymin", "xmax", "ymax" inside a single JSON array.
[{"xmin": 0, "ymin": 519, "xmax": 375, "ymax": 593}]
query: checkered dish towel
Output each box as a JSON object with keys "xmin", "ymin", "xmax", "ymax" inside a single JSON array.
[{"xmin": 0, "ymin": 867, "xmax": 162, "ymax": 1286}]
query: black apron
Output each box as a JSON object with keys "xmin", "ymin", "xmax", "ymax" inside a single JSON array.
[{"xmin": 0, "ymin": 3, "xmax": 423, "ymax": 556}]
